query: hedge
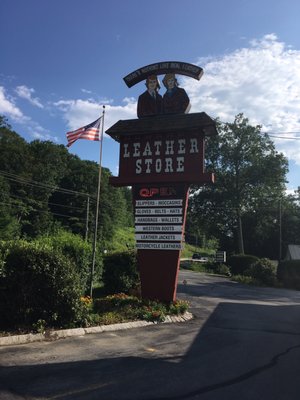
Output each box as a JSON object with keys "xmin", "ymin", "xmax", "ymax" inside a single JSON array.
[
  {"xmin": 0, "ymin": 241, "xmax": 86, "ymax": 330},
  {"xmin": 102, "ymin": 250, "xmax": 139, "ymax": 294},
  {"xmin": 277, "ymin": 260, "xmax": 300, "ymax": 290},
  {"xmin": 227, "ymin": 254, "xmax": 259, "ymax": 276}
]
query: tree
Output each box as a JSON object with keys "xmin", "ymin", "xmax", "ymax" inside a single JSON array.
[
  {"xmin": 0, "ymin": 114, "xmax": 133, "ymax": 244},
  {"xmin": 188, "ymin": 114, "xmax": 288, "ymax": 256}
]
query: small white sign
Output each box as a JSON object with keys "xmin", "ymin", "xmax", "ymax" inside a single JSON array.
[
  {"xmin": 136, "ymin": 242, "xmax": 182, "ymax": 250},
  {"xmin": 135, "ymin": 199, "xmax": 183, "ymax": 207},
  {"xmin": 135, "ymin": 233, "xmax": 182, "ymax": 241},
  {"xmin": 135, "ymin": 208, "xmax": 182, "ymax": 215},
  {"xmin": 135, "ymin": 216, "xmax": 183, "ymax": 224},
  {"xmin": 135, "ymin": 225, "xmax": 183, "ymax": 232}
]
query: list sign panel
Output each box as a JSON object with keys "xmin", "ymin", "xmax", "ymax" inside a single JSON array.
[{"xmin": 133, "ymin": 184, "xmax": 188, "ymax": 251}]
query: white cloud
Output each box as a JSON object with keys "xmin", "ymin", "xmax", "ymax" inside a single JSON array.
[
  {"xmin": 15, "ymin": 85, "xmax": 44, "ymax": 108},
  {"xmin": 54, "ymin": 98, "xmax": 136, "ymax": 136},
  {"xmin": 81, "ymin": 88, "xmax": 92, "ymax": 94},
  {"xmin": 182, "ymin": 34, "xmax": 300, "ymax": 165},
  {"xmin": 0, "ymin": 86, "xmax": 57, "ymax": 141},
  {"xmin": 0, "ymin": 86, "xmax": 27, "ymax": 121}
]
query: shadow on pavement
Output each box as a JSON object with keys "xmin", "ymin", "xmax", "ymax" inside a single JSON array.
[
  {"xmin": 1, "ymin": 302, "xmax": 300, "ymax": 400},
  {"xmin": 177, "ymin": 276, "xmax": 300, "ymax": 305}
]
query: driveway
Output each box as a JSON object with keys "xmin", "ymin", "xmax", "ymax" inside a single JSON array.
[{"xmin": 1, "ymin": 271, "xmax": 300, "ymax": 399}]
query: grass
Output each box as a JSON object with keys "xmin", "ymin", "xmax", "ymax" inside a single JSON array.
[
  {"xmin": 180, "ymin": 243, "xmax": 216, "ymax": 259},
  {"xmin": 104, "ymin": 227, "xmax": 135, "ymax": 253},
  {"xmin": 180, "ymin": 260, "xmax": 231, "ymax": 276}
]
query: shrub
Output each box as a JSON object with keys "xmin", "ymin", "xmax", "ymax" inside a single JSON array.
[
  {"xmin": 214, "ymin": 263, "xmax": 231, "ymax": 276},
  {"xmin": 0, "ymin": 241, "xmax": 86, "ymax": 330},
  {"xmin": 245, "ymin": 258, "xmax": 277, "ymax": 286},
  {"xmin": 35, "ymin": 230, "xmax": 103, "ymax": 293},
  {"xmin": 231, "ymin": 275, "xmax": 257, "ymax": 286},
  {"xmin": 102, "ymin": 250, "xmax": 139, "ymax": 294},
  {"xmin": 0, "ymin": 240, "xmax": 15, "ymax": 277},
  {"xmin": 169, "ymin": 300, "xmax": 190, "ymax": 315},
  {"xmin": 227, "ymin": 254, "xmax": 259, "ymax": 276},
  {"xmin": 277, "ymin": 260, "xmax": 300, "ymax": 290}
]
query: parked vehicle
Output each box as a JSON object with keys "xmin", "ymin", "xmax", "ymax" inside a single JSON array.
[{"xmin": 192, "ymin": 253, "xmax": 209, "ymax": 262}]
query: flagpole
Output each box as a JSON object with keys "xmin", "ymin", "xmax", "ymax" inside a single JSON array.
[{"xmin": 90, "ymin": 105, "xmax": 105, "ymax": 298}]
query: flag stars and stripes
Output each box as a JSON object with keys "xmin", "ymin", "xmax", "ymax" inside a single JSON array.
[{"xmin": 66, "ymin": 117, "xmax": 102, "ymax": 147}]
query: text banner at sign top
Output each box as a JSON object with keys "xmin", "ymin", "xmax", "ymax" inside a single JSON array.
[{"xmin": 123, "ymin": 61, "xmax": 203, "ymax": 88}]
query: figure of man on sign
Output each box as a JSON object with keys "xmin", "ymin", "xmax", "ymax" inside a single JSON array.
[
  {"xmin": 162, "ymin": 73, "xmax": 190, "ymax": 115},
  {"xmin": 137, "ymin": 75, "xmax": 163, "ymax": 118}
]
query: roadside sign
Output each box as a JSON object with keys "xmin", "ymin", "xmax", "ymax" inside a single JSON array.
[{"xmin": 216, "ymin": 251, "xmax": 226, "ymax": 263}]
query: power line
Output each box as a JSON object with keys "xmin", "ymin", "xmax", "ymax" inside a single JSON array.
[
  {"xmin": 266, "ymin": 134, "xmax": 300, "ymax": 140},
  {"xmin": 0, "ymin": 200, "xmax": 87, "ymax": 221},
  {"xmin": 0, "ymin": 170, "xmax": 95, "ymax": 198},
  {"xmin": 7, "ymin": 192, "xmax": 88, "ymax": 211},
  {"xmin": 212, "ymin": 118, "xmax": 300, "ymax": 140}
]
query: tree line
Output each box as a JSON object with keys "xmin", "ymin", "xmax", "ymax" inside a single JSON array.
[
  {"xmin": 0, "ymin": 115, "xmax": 133, "ymax": 246},
  {"xmin": 1, "ymin": 113, "xmax": 299, "ymax": 260}
]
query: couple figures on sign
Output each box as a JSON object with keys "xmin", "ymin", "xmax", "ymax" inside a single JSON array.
[{"xmin": 137, "ymin": 74, "xmax": 190, "ymax": 119}]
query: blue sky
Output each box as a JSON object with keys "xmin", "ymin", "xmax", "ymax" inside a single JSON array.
[{"xmin": 1, "ymin": 0, "xmax": 300, "ymax": 192}]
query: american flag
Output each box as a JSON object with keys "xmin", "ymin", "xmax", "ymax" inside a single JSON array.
[{"xmin": 66, "ymin": 117, "xmax": 102, "ymax": 147}]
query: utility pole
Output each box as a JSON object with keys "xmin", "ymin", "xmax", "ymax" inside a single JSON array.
[
  {"xmin": 237, "ymin": 208, "xmax": 244, "ymax": 254},
  {"xmin": 279, "ymin": 198, "xmax": 282, "ymax": 261}
]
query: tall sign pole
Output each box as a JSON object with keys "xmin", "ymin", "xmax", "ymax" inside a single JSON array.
[{"xmin": 90, "ymin": 105, "xmax": 105, "ymax": 298}]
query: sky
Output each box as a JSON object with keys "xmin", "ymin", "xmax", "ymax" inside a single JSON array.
[{"xmin": 1, "ymin": 0, "xmax": 300, "ymax": 193}]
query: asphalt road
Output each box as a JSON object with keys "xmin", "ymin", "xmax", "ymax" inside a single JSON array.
[{"xmin": 1, "ymin": 270, "xmax": 300, "ymax": 400}]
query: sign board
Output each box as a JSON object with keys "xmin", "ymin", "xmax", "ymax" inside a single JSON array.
[
  {"xmin": 107, "ymin": 113, "xmax": 216, "ymax": 187},
  {"xmin": 107, "ymin": 111, "xmax": 218, "ymax": 301},
  {"xmin": 133, "ymin": 184, "xmax": 187, "ymax": 252},
  {"xmin": 216, "ymin": 251, "xmax": 226, "ymax": 263}
]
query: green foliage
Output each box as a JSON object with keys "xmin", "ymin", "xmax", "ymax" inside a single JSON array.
[
  {"xmin": 180, "ymin": 260, "xmax": 231, "ymax": 276},
  {"xmin": 227, "ymin": 254, "xmax": 259, "ymax": 275},
  {"xmin": 93, "ymin": 294, "xmax": 189, "ymax": 324},
  {"xmin": 168, "ymin": 300, "xmax": 190, "ymax": 315},
  {"xmin": 35, "ymin": 230, "xmax": 102, "ymax": 292},
  {"xmin": 277, "ymin": 260, "xmax": 300, "ymax": 290},
  {"xmin": 0, "ymin": 240, "xmax": 15, "ymax": 276},
  {"xmin": 244, "ymin": 258, "xmax": 277, "ymax": 286},
  {"xmin": 104, "ymin": 227, "xmax": 135, "ymax": 253},
  {"xmin": 0, "ymin": 241, "xmax": 86, "ymax": 330},
  {"xmin": 231, "ymin": 275, "xmax": 258, "ymax": 286},
  {"xmin": 180, "ymin": 260, "xmax": 207, "ymax": 273},
  {"xmin": 188, "ymin": 113, "xmax": 289, "ymax": 256},
  {"xmin": 181, "ymin": 243, "xmax": 215, "ymax": 259},
  {"xmin": 0, "ymin": 116, "xmax": 133, "ymax": 245},
  {"xmin": 102, "ymin": 251, "xmax": 140, "ymax": 294},
  {"xmin": 213, "ymin": 263, "xmax": 231, "ymax": 276}
]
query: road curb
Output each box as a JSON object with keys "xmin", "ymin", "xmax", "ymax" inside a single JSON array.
[{"xmin": 0, "ymin": 312, "xmax": 193, "ymax": 346}]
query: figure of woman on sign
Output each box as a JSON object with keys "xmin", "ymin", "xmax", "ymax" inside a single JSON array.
[
  {"xmin": 137, "ymin": 75, "xmax": 163, "ymax": 118},
  {"xmin": 162, "ymin": 73, "xmax": 191, "ymax": 115}
]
